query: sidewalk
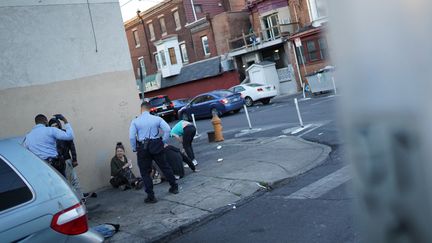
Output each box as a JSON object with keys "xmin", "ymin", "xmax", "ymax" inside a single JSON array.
[{"xmin": 86, "ymin": 135, "xmax": 331, "ymax": 242}]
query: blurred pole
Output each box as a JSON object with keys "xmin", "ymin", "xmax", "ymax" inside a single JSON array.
[
  {"xmin": 332, "ymin": 77, "xmax": 337, "ymax": 95},
  {"xmin": 243, "ymin": 105, "xmax": 252, "ymax": 129},
  {"xmin": 333, "ymin": 0, "xmax": 432, "ymax": 242},
  {"xmin": 294, "ymin": 98, "xmax": 304, "ymax": 128},
  {"xmin": 191, "ymin": 114, "xmax": 198, "ymax": 135}
]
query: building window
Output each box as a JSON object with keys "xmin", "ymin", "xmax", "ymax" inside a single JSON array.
[
  {"xmin": 194, "ymin": 4, "xmax": 203, "ymax": 13},
  {"xmin": 263, "ymin": 14, "xmax": 280, "ymax": 40},
  {"xmin": 159, "ymin": 18, "xmax": 167, "ymax": 35},
  {"xmin": 154, "ymin": 53, "xmax": 161, "ymax": 70},
  {"xmin": 309, "ymin": 0, "xmax": 328, "ymax": 21},
  {"xmin": 159, "ymin": 50, "xmax": 167, "ymax": 66},
  {"xmin": 173, "ymin": 11, "xmax": 181, "ymax": 30},
  {"xmin": 180, "ymin": 43, "xmax": 189, "ymax": 63},
  {"xmin": 148, "ymin": 23, "xmax": 155, "ymax": 40},
  {"xmin": 132, "ymin": 30, "xmax": 140, "ymax": 47},
  {"xmin": 201, "ymin": 36, "xmax": 210, "ymax": 56},
  {"xmin": 296, "ymin": 36, "xmax": 328, "ymax": 64},
  {"xmin": 168, "ymin": 47, "xmax": 177, "ymax": 65}
]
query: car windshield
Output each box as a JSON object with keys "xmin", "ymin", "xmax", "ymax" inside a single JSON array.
[
  {"xmin": 150, "ymin": 97, "xmax": 170, "ymax": 107},
  {"xmin": 212, "ymin": 90, "xmax": 233, "ymax": 97},
  {"xmin": 246, "ymin": 83, "xmax": 264, "ymax": 87}
]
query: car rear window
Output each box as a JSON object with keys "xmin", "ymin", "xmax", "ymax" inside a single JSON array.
[
  {"xmin": 246, "ymin": 83, "xmax": 264, "ymax": 87},
  {"xmin": 0, "ymin": 157, "xmax": 33, "ymax": 212},
  {"xmin": 150, "ymin": 97, "xmax": 170, "ymax": 107},
  {"xmin": 212, "ymin": 90, "xmax": 233, "ymax": 97}
]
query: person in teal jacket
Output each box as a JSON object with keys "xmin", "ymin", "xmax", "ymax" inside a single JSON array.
[{"xmin": 170, "ymin": 120, "xmax": 198, "ymax": 166}]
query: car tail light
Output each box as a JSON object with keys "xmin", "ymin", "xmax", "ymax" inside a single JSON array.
[
  {"xmin": 150, "ymin": 107, "xmax": 157, "ymax": 112},
  {"xmin": 219, "ymin": 98, "xmax": 229, "ymax": 104},
  {"xmin": 257, "ymin": 88, "xmax": 264, "ymax": 92},
  {"xmin": 169, "ymin": 102, "xmax": 174, "ymax": 108},
  {"xmin": 51, "ymin": 203, "xmax": 88, "ymax": 235},
  {"xmin": 158, "ymin": 95, "xmax": 164, "ymax": 98}
]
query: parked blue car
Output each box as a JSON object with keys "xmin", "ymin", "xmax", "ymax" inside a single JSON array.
[
  {"xmin": 178, "ymin": 90, "xmax": 244, "ymax": 120},
  {"xmin": 172, "ymin": 98, "xmax": 190, "ymax": 119}
]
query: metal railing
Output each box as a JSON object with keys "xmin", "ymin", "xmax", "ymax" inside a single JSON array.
[{"xmin": 228, "ymin": 22, "xmax": 300, "ymax": 52}]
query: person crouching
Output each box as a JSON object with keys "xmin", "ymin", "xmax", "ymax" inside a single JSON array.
[{"xmin": 110, "ymin": 142, "xmax": 143, "ymax": 191}]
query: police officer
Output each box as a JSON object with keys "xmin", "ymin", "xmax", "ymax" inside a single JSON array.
[
  {"xmin": 129, "ymin": 102, "xmax": 179, "ymax": 203},
  {"xmin": 24, "ymin": 114, "xmax": 74, "ymax": 176}
]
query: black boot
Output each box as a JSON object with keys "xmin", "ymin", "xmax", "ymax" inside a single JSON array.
[
  {"xmin": 169, "ymin": 185, "xmax": 179, "ymax": 194},
  {"xmin": 144, "ymin": 196, "xmax": 158, "ymax": 204}
]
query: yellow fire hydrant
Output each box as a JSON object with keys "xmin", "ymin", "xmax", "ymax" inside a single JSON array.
[{"xmin": 211, "ymin": 113, "xmax": 224, "ymax": 142}]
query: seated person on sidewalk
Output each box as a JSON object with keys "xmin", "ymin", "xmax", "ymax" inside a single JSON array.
[
  {"xmin": 170, "ymin": 120, "xmax": 198, "ymax": 166},
  {"xmin": 110, "ymin": 142, "xmax": 143, "ymax": 190},
  {"xmin": 164, "ymin": 145, "xmax": 196, "ymax": 179}
]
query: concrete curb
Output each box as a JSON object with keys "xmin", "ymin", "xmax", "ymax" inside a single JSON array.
[{"xmin": 148, "ymin": 136, "xmax": 331, "ymax": 243}]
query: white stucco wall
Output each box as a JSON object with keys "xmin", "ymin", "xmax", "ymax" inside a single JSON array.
[
  {"xmin": 0, "ymin": 0, "xmax": 141, "ymax": 191},
  {"xmin": 0, "ymin": 0, "xmax": 132, "ymax": 90}
]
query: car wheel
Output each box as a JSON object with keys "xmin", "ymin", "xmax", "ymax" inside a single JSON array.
[
  {"xmin": 182, "ymin": 113, "xmax": 189, "ymax": 121},
  {"xmin": 211, "ymin": 108, "xmax": 221, "ymax": 117},
  {"xmin": 245, "ymin": 96, "xmax": 253, "ymax": 107},
  {"xmin": 262, "ymin": 98, "xmax": 271, "ymax": 105}
]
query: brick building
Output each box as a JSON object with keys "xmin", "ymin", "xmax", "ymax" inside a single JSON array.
[
  {"xmin": 124, "ymin": 0, "xmax": 246, "ymax": 100},
  {"xmin": 224, "ymin": 0, "xmax": 330, "ymax": 93}
]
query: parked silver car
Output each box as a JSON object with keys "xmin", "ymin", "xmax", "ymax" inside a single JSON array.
[{"xmin": 0, "ymin": 138, "xmax": 104, "ymax": 242}]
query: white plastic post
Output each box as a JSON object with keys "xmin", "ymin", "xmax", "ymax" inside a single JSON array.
[
  {"xmin": 191, "ymin": 114, "xmax": 198, "ymax": 135},
  {"xmin": 294, "ymin": 98, "xmax": 304, "ymax": 128},
  {"xmin": 332, "ymin": 77, "xmax": 337, "ymax": 95},
  {"xmin": 243, "ymin": 105, "xmax": 252, "ymax": 129}
]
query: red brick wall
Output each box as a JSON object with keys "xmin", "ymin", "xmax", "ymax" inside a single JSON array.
[
  {"xmin": 191, "ymin": 27, "xmax": 218, "ymax": 59},
  {"xmin": 183, "ymin": 0, "xmax": 228, "ymax": 23},
  {"xmin": 212, "ymin": 11, "xmax": 250, "ymax": 54},
  {"xmin": 288, "ymin": 0, "xmax": 311, "ymax": 27},
  {"xmin": 144, "ymin": 71, "xmax": 240, "ymax": 100},
  {"xmin": 125, "ymin": 2, "xmax": 197, "ymax": 79},
  {"xmin": 228, "ymin": 0, "xmax": 246, "ymax": 11}
]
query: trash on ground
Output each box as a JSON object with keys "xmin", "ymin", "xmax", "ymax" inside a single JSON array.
[
  {"xmin": 217, "ymin": 145, "xmax": 222, "ymax": 150},
  {"xmin": 217, "ymin": 158, "xmax": 224, "ymax": 162},
  {"xmin": 233, "ymin": 206, "xmax": 236, "ymax": 209},
  {"xmin": 256, "ymin": 182, "xmax": 268, "ymax": 189}
]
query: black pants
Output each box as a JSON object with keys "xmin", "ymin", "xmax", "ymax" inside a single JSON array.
[
  {"xmin": 137, "ymin": 142, "xmax": 177, "ymax": 198},
  {"xmin": 183, "ymin": 125, "xmax": 196, "ymax": 161},
  {"xmin": 110, "ymin": 169, "xmax": 139, "ymax": 188},
  {"xmin": 46, "ymin": 157, "xmax": 66, "ymax": 177}
]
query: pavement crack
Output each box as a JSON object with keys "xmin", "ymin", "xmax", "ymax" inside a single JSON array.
[
  {"xmin": 257, "ymin": 160, "xmax": 290, "ymax": 174},
  {"xmin": 161, "ymin": 198, "xmax": 213, "ymax": 213}
]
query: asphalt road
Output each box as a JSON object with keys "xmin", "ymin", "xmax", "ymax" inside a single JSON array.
[{"xmin": 168, "ymin": 93, "xmax": 360, "ymax": 243}]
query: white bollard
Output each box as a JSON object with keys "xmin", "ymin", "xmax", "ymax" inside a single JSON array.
[
  {"xmin": 294, "ymin": 98, "xmax": 304, "ymax": 128},
  {"xmin": 191, "ymin": 114, "xmax": 199, "ymax": 135},
  {"xmin": 332, "ymin": 77, "xmax": 337, "ymax": 95},
  {"xmin": 243, "ymin": 105, "xmax": 252, "ymax": 129}
]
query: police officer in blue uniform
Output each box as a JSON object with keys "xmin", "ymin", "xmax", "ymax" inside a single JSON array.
[
  {"xmin": 24, "ymin": 114, "xmax": 74, "ymax": 176},
  {"xmin": 129, "ymin": 102, "xmax": 179, "ymax": 203}
]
